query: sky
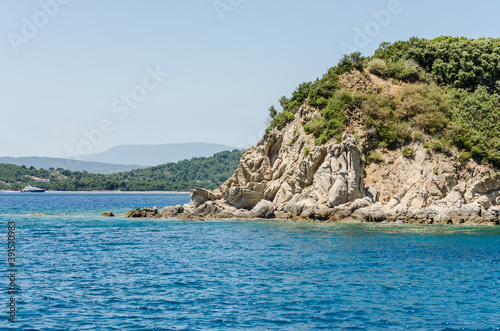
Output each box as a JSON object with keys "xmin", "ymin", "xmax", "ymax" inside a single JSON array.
[{"xmin": 0, "ymin": 0, "xmax": 499, "ymax": 158}]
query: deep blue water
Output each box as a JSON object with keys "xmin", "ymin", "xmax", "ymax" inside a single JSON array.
[{"xmin": 1, "ymin": 192, "xmax": 500, "ymax": 330}]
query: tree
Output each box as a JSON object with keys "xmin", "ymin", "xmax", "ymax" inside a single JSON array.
[
  {"xmin": 268, "ymin": 105, "xmax": 277, "ymax": 119},
  {"xmin": 279, "ymin": 96, "xmax": 290, "ymax": 109}
]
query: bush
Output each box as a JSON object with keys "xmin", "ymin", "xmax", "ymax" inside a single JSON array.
[
  {"xmin": 267, "ymin": 111, "xmax": 295, "ymax": 132},
  {"xmin": 367, "ymin": 151, "xmax": 384, "ymax": 163},
  {"xmin": 403, "ymin": 59, "xmax": 424, "ymax": 81},
  {"xmin": 304, "ymin": 116, "xmax": 326, "ymax": 137},
  {"xmin": 458, "ymin": 151, "xmax": 471, "ymax": 164},
  {"xmin": 315, "ymin": 133, "xmax": 328, "ymax": 146},
  {"xmin": 303, "ymin": 146, "xmax": 310, "ymax": 156},
  {"xmin": 367, "ymin": 59, "xmax": 387, "ymax": 76},
  {"xmin": 378, "ymin": 37, "xmax": 500, "ymax": 93},
  {"xmin": 364, "ymin": 83, "xmax": 453, "ymax": 148},
  {"xmin": 385, "ymin": 59, "xmax": 424, "ymax": 81},
  {"xmin": 336, "ymin": 52, "xmax": 366, "ymax": 74},
  {"xmin": 402, "ymin": 146, "xmax": 415, "ymax": 157},
  {"xmin": 316, "ymin": 97, "xmax": 328, "ymax": 108}
]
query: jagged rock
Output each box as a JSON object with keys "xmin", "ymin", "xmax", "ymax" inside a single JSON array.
[
  {"xmin": 350, "ymin": 204, "xmax": 387, "ymax": 222},
  {"xmin": 365, "ymin": 186, "xmax": 379, "ymax": 203},
  {"xmin": 156, "ymin": 205, "xmax": 184, "ymax": 218},
  {"xmin": 280, "ymin": 135, "xmax": 365, "ymax": 217},
  {"xmin": 124, "ymin": 208, "xmax": 142, "ymax": 218},
  {"xmin": 485, "ymin": 207, "xmax": 500, "ymax": 223},
  {"xmin": 222, "ymin": 183, "xmax": 266, "ymax": 209},
  {"xmin": 123, "ymin": 207, "xmax": 157, "ymax": 218},
  {"xmin": 100, "ymin": 212, "xmax": 115, "ymax": 217},
  {"xmin": 446, "ymin": 204, "xmax": 484, "ymax": 224},
  {"xmin": 160, "ymin": 205, "xmax": 184, "ymax": 214},
  {"xmin": 251, "ymin": 200, "xmax": 275, "ymax": 218},
  {"xmin": 191, "ymin": 188, "xmax": 222, "ymax": 207}
]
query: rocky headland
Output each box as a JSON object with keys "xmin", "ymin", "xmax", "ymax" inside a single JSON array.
[
  {"xmin": 126, "ymin": 76, "xmax": 499, "ymax": 225},
  {"xmin": 125, "ymin": 38, "xmax": 500, "ymax": 225}
]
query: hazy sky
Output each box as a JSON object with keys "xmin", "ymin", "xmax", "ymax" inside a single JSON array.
[{"xmin": 1, "ymin": 0, "xmax": 499, "ymax": 158}]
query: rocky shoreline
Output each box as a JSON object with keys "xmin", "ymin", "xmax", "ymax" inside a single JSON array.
[{"xmin": 124, "ymin": 134, "xmax": 499, "ymax": 225}]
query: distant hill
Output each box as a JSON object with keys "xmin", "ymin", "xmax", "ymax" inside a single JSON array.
[
  {"xmin": 0, "ymin": 157, "xmax": 142, "ymax": 174},
  {"xmin": 82, "ymin": 142, "xmax": 237, "ymax": 166},
  {"xmin": 0, "ymin": 150, "xmax": 241, "ymax": 191}
]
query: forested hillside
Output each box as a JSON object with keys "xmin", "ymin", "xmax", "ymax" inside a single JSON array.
[
  {"xmin": 0, "ymin": 150, "xmax": 241, "ymax": 191},
  {"xmin": 268, "ymin": 36, "xmax": 500, "ymax": 167}
]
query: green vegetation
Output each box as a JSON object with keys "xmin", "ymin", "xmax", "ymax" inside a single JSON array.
[
  {"xmin": 267, "ymin": 36, "xmax": 500, "ymax": 167},
  {"xmin": 266, "ymin": 110, "xmax": 294, "ymax": 132},
  {"xmin": 367, "ymin": 151, "xmax": 384, "ymax": 164},
  {"xmin": 268, "ymin": 105, "xmax": 277, "ymax": 119},
  {"xmin": 375, "ymin": 37, "xmax": 500, "ymax": 93},
  {"xmin": 370, "ymin": 37, "xmax": 500, "ymax": 165},
  {"xmin": 459, "ymin": 151, "xmax": 472, "ymax": 164},
  {"xmin": 0, "ymin": 150, "xmax": 241, "ymax": 191},
  {"xmin": 363, "ymin": 83, "xmax": 451, "ymax": 148},
  {"xmin": 304, "ymin": 89, "xmax": 358, "ymax": 145},
  {"xmin": 266, "ymin": 52, "xmax": 364, "ymax": 133},
  {"xmin": 402, "ymin": 147, "xmax": 415, "ymax": 158},
  {"xmin": 367, "ymin": 58, "xmax": 387, "ymax": 77}
]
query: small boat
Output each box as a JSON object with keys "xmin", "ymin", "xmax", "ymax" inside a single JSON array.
[{"xmin": 21, "ymin": 185, "xmax": 46, "ymax": 193}]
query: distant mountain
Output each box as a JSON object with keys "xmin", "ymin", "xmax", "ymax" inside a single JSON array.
[
  {"xmin": 81, "ymin": 142, "xmax": 238, "ymax": 166},
  {"xmin": 0, "ymin": 157, "xmax": 142, "ymax": 174}
]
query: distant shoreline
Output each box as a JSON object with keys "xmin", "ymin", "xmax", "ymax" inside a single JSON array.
[{"xmin": 0, "ymin": 190, "xmax": 190, "ymax": 194}]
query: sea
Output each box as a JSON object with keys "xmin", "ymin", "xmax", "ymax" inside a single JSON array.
[{"xmin": 1, "ymin": 192, "xmax": 499, "ymax": 330}]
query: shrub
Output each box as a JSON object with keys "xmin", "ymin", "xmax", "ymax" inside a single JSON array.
[
  {"xmin": 385, "ymin": 59, "xmax": 425, "ymax": 81},
  {"xmin": 336, "ymin": 52, "xmax": 366, "ymax": 74},
  {"xmin": 367, "ymin": 59, "xmax": 387, "ymax": 76},
  {"xmin": 403, "ymin": 59, "xmax": 424, "ymax": 81},
  {"xmin": 267, "ymin": 111, "xmax": 295, "ymax": 131},
  {"xmin": 304, "ymin": 116, "xmax": 326, "ymax": 137},
  {"xmin": 378, "ymin": 37, "xmax": 500, "ymax": 93},
  {"xmin": 367, "ymin": 151, "xmax": 384, "ymax": 163},
  {"xmin": 364, "ymin": 83, "xmax": 453, "ymax": 149},
  {"xmin": 315, "ymin": 134, "xmax": 328, "ymax": 146},
  {"xmin": 303, "ymin": 146, "xmax": 310, "ymax": 156},
  {"xmin": 458, "ymin": 151, "xmax": 471, "ymax": 164},
  {"xmin": 316, "ymin": 97, "xmax": 328, "ymax": 109},
  {"xmin": 402, "ymin": 146, "xmax": 415, "ymax": 157},
  {"xmin": 387, "ymin": 60, "xmax": 407, "ymax": 79}
]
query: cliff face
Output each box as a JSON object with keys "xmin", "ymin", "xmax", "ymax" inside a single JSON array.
[{"xmin": 127, "ymin": 71, "xmax": 500, "ymax": 225}]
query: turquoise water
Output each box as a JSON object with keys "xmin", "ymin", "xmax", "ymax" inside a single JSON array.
[{"xmin": 1, "ymin": 192, "xmax": 500, "ymax": 330}]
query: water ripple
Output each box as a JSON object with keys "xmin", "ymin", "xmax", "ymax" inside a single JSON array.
[{"xmin": 1, "ymin": 193, "xmax": 499, "ymax": 329}]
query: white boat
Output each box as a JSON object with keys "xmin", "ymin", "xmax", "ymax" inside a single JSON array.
[{"xmin": 21, "ymin": 185, "xmax": 46, "ymax": 193}]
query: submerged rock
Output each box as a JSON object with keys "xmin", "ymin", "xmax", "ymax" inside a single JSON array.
[{"xmin": 100, "ymin": 212, "xmax": 115, "ymax": 217}]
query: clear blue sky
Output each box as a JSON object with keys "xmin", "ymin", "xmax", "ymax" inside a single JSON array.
[{"xmin": 1, "ymin": 0, "xmax": 499, "ymax": 158}]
